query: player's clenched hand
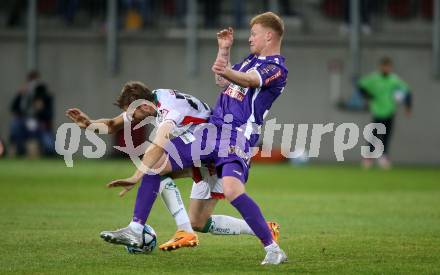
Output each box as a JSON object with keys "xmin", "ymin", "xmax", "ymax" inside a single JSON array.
[
  {"xmin": 212, "ymin": 58, "xmax": 228, "ymax": 76},
  {"xmin": 217, "ymin": 27, "xmax": 234, "ymax": 49},
  {"xmin": 65, "ymin": 108, "xmax": 91, "ymax": 129}
]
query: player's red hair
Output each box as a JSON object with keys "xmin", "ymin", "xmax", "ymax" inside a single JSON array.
[{"xmin": 250, "ymin": 12, "xmax": 284, "ymax": 38}]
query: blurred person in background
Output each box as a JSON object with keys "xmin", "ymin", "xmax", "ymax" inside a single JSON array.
[
  {"xmin": 0, "ymin": 138, "xmax": 4, "ymax": 157},
  {"xmin": 122, "ymin": 0, "xmax": 153, "ymax": 30},
  {"xmin": 57, "ymin": 0, "xmax": 107, "ymax": 28},
  {"xmin": 358, "ymin": 57, "xmax": 412, "ymax": 169},
  {"xmin": 9, "ymin": 70, "xmax": 55, "ymax": 157}
]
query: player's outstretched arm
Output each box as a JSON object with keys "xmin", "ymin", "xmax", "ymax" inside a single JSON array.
[
  {"xmin": 212, "ymin": 58, "xmax": 260, "ymax": 88},
  {"xmin": 214, "ymin": 27, "xmax": 234, "ymax": 88},
  {"xmin": 65, "ymin": 108, "xmax": 124, "ymax": 134}
]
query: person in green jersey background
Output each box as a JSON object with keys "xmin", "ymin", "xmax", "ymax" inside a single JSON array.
[{"xmin": 359, "ymin": 57, "xmax": 412, "ymax": 169}]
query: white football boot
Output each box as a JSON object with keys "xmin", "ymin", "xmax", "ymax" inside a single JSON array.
[
  {"xmin": 100, "ymin": 226, "xmax": 143, "ymax": 248},
  {"xmin": 261, "ymin": 243, "xmax": 288, "ymax": 265}
]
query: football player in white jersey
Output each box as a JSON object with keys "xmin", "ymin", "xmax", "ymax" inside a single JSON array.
[{"xmin": 66, "ymin": 81, "xmax": 279, "ymax": 251}]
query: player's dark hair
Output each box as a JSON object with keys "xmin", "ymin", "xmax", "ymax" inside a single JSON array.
[
  {"xmin": 380, "ymin": 57, "xmax": 393, "ymax": 66},
  {"xmin": 250, "ymin": 12, "xmax": 284, "ymax": 38},
  {"xmin": 115, "ymin": 81, "xmax": 154, "ymax": 109}
]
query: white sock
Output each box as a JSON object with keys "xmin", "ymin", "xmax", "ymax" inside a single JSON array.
[
  {"xmin": 177, "ymin": 222, "xmax": 193, "ymax": 232},
  {"xmin": 264, "ymin": 241, "xmax": 280, "ymax": 252},
  {"xmin": 209, "ymin": 215, "xmax": 255, "ymax": 235},
  {"xmin": 159, "ymin": 177, "xmax": 194, "ymax": 233},
  {"xmin": 128, "ymin": 221, "xmax": 144, "ymax": 234}
]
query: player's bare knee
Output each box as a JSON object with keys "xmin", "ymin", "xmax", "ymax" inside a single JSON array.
[
  {"xmin": 223, "ymin": 188, "xmax": 242, "ymax": 202},
  {"xmin": 222, "ymin": 177, "xmax": 245, "ymax": 201}
]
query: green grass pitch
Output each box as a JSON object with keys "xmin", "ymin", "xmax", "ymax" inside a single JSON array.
[{"xmin": 1, "ymin": 159, "xmax": 439, "ymax": 274}]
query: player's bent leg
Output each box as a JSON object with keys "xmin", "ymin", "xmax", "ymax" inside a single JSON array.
[
  {"xmin": 101, "ymin": 137, "xmax": 196, "ymax": 250},
  {"xmin": 199, "ymin": 214, "xmax": 280, "ymax": 242},
  {"xmin": 187, "ymin": 195, "xmax": 254, "ymax": 236},
  {"xmin": 188, "ymin": 198, "xmax": 218, "ymax": 232},
  {"xmin": 188, "ymin": 170, "xmax": 278, "ymax": 237},
  {"xmin": 189, "ymin": 183, "xmax": 264, "ymax": 236},
  {"xmin": 101, "ymin": 173, "xmax": 162, "ymax": 248},
  {"xmin": 221, "ymin": 162, "xmax": 287, "ymax": 265},
  {"xmin": 188, "ymin": 163, "xmax": 281, "ymax": 240},
  {"xmin": 223, "ymin": 175, "xmax": 274, "ymax": 243},
  {"xmin": 158, "ymin": 178, "xmax": 199, "ymax": 251},
  {"xmin": 154, "ymin": 142, "xmax": 205, "ymax": 253},
  {"xmin": 159, "ymin": 177, "xmax": 194, "ymax": 233}
]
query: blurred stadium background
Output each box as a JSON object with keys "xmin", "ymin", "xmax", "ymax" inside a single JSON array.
[
  {"xmin": 1, "ymin": 0, "xmax": 440, "ymax": 274},
  {"xmin": 0, "ymin": 0, "xmax": 439, "ymax": 163}
]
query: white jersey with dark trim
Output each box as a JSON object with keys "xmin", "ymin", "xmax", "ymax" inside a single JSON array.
[
  {"xmin": 122, "ymin": 89, "xmax": 211, "ymax": 138},
  {"xmin": 153, "ymin": 89, "xmax": 211, "ymax": 127}
]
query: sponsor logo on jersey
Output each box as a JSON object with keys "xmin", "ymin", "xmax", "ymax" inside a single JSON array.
[
  {"xmin": 259, "ymin": 64, "xmax": 277, "ymax": 75},
  {"xmin": 264, "ymin": 69, "xmax": 282, "ymax": 85},
  {"xmin": 223, "ymin": 84, "xmax": 248, "ymax": 101}
]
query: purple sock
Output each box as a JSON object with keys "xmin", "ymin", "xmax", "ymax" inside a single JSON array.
[
  {"xmin": 132, "ymin": 174, "xmax": 161, "ymax": 225},
  {"xmin": 231, "ymin": 193, "xmax": 273, "ymax": 247}
]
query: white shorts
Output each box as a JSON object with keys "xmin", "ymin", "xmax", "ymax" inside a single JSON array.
[{"xmin": 190, "ymin": 166, "xmax": 224, "ymax": 200}]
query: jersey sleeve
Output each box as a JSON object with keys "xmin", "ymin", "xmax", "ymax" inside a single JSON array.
[
  {"xmin": 254, "ymin": 62, "xmax": 285, "ymax": 88},
  {"xmin": 394, "ymin": 76, "xmax": 410, "ymax": 93}
]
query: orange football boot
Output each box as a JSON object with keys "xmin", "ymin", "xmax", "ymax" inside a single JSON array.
[
  {"xmin": 159, "ymin": 230, "xmax": 199, "ymax": 251},
  {"xmin": 267, "ymin": 221, "xmax": 280, "ymax": 243}
]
